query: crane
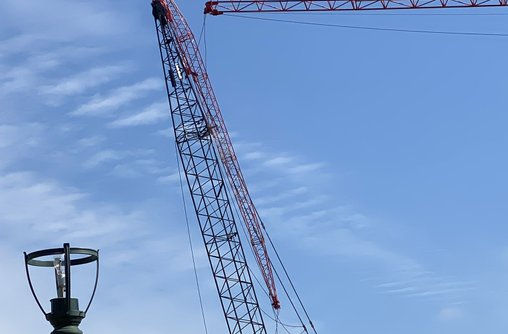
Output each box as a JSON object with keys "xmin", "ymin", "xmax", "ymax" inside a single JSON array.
[
  {"xmin": 151, "ymin": 1, "xmax": 282, "ymax": 334},
  {"xmin": 151, "ymin": 1, "xmax": 506, "ymax": 334},
  {"xmin": 204, "ymin": 0, "xmax": 507, "ymax": 15}
]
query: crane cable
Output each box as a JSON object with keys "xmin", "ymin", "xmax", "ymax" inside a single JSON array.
[
  {"xmin": 247, "ymin": 264, "xmax": 304, "ymax": 334},
  {"xmin": 222, "ymin": 13, "xmax": 508, "ymax": 37},
  {"xmin": 244, "ymin": 258, "xmax": 305, "ymax": 334},
  {"xmin": 197, "ymin": 14, "xmax": 208, "ymax": 68},
  {"xmin": 220, "ymin": 157, "xmax": 311, "ymax": 333},
  {"xmin": 175, "ymin": 141, "xmax": 210, "ymax": 334},
  {"xmin": 256, "ymin": 209, "xmax": 319, "ymax": 334},
  {"xmin": 246, "ymin": 266, "xmax": 295, "ymax": 334},
  {"xmin": 216, "ymin": 152, "xmax": 308, "ymax": 332},
  {"xmin": 199, "ymin": 16, "xmax": 315, "ymax": 334}
]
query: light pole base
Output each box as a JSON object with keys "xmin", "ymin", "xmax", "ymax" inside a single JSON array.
[
  {"xmin": 50, "ymin": 325, "xmax": 83, "ymax": 334},
  {"xmin": 46, "ymin": 298, "xmax": 85, "ymax": 334}
]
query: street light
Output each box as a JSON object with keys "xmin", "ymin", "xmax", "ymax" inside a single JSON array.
[{"xmin": 24, "ymin": 243, "xmax": 99, "ymax": 334}]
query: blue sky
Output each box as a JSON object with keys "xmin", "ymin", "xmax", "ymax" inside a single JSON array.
[{"xmin": 1, "ymin": 1, "xmax": 507, "ymax": 333}]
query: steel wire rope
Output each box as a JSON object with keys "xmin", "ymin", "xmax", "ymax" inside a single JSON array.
[
  {"xmin": 245, "ymin": 257, "xmax": 305, "ymax": 334},
  {"xmin": 246, "ymin": 264, "xmax": 303, "ymax": 334},
  {"xmin": 275, "ymin": 309, "xmax": 280, "ymax": 334},
  {"xmin": 247, "ymin": 269, "xmax": 302, "ymax": 334},
  {"xmin": 174, "ymin": 141, "xmax": 210, "ymax": 334},
  {"xmin": 270, "ymin": 308, "xmax": 304, "ymax": 333},
  {"xmin": 255, "ymin": 211, "xmax": 318, "ymax": 334},
  {"xmin": 198, "ymin": 14, "xmax": 209, "ymax": 68},
  {"xmin": 222, "ymin": 13, "xmax": 508, "ymax": 37},
  {"xmin": 277, "ymin": 12, "xmax": 508, "ymax": 16},
  {"xmin": 269, "ymin": 252, "xmax": 311, "ymax": 334},
  {"xmin": 240, "ymin": 232, "xmax": 308, "ymax": 334},
  {"xmin": 245, "ymin": 256, "xmax": 304, "ymax": 334},
  {"xmin": 201, "ymin": 16, "xmax": 312, "ymax": 332},
  {"xmin": 208, "ymin": 143, "xmax": 312, "ymax": 334},
  {"xmin": 197, "ymin": 14, "xmax": 207, "ymax": 47},
  {"xmin": 199, "ymin": 25, "xmax": 275, "ymax": 332},
  {"xmin": 254, "ymin": 208, "xmax": 317, "ymax": 334},
  {"xmin": 244, "ymin": 261, "xmax": 298, "ymax": 334},
  {"xmin": 206, "ymin": 8, "xmax": 508, "ymax": 332},
  {"xmin": 204, "ymin": 15, "xmax": 208, "ymax": 68},
  {"xmin": 215, "ymin": 150, "xmax": 310, "ymax": 334}
]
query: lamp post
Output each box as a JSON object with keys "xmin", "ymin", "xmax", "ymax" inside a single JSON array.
[{"xmin": 24, "ymin": 243, "xmax": 99, "ymax": 334}]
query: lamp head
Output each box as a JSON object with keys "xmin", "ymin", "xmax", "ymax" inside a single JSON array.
[{"xmin": 24, "ymin": 243, "xmax": 99, "ymax": 334}]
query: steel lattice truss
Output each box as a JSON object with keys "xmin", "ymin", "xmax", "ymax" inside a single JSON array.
[
  {"xmin": 153, "ymin": 13, "xmax": 267, "ymax": 334},
  {"xmin": 204, "ymin": 0, "xmax": 507, "ymax": 14},
  {"xmin": 161, "ymin": 0, "xmax": 281, "ymax": 310}
]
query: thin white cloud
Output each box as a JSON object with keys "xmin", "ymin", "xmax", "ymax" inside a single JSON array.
[
  {"xmin": 243, "ymin": 151, "xmax": 264, "ymax": 160},
  {"xmin": 438, "ymin": 307, "xmax": 463, "ymax": 320},
  {"xmin": 0, "ymin": 124, "xmax": 37, "ymax": 149},
  {"xmin": 1, "ymin": 0, "xmax": 125, "ymax": 40},
  {"xmin": 111, "ymin": 159, "xmax": 170, "ymax": 178},
  {"xmin": 288, "ymin": 162, "xmax": 325, "ymax": 174},
  {"xmin": 84, "ymin": 150, "xmax": 124, "ymax": 168},
  {"xmin": 158, "ymin": 171, "xmax": 182, "ymax": 184},
  {"xmin": 0, "ymin": 45, "xmax": 108, "ymax": 100},
  {"xmin": 254, "ymin": 186, "xmax": 308, "ymax": 205},
  {"xmin": 109, "ymin": 102, "xmax": 168, "ymax": 128},
  {"xmin": 240, "ymin": 148, "xmax": 326, "ymax": 179},
  {"xmin": 40, "ymin": 65, "xmax": 129, "ymax": 96},
  {"xmin": 84, "ymin": 149, "xmax": 156, "ymax": 169},
  {"xmin": 0, "ymin": 34, "xmax": 42, "ymax": 58},
  {"xmin": 155, "ymin": 126, "xmax": 175, "ymax": 139},
  {"xmin": 263, "ymin": 156, "xmax": 294, "ymax": 167},
  {"xmin": 0, "ymin": 123, "xmax": 46, "ymax": 170},
  {"xmin": 233, "ymin": 137, "xmax": 474, "ymax": 304},
  {"xmin": 0, "ymin": 60, "xmax": 53, "ymax": 95},
  {"xmin": 71, "ymin": 78, "xmax": 162, "ymax": 117},
  {"xmin": 0, "ymin": 170, "xmax": 211, "ymax": 334},
  {"xmin": 76, "ymin": 135, "xmax": 106, "ymax": 148}
]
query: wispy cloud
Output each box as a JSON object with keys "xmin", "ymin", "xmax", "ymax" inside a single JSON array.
[
  {"xmin": 438, "ymin": 307, "xmax": 464, "ymax": 320},
  {"xmin": 109, "ymin": 102, "xmax": 168, "ymax": 128},
  {"xmin": 0, "ymin": 54, "xmax": 58, "ymax": 96},
  {"xmin": 40, "ymin": 65, "xmax": 129, "ymax": 97},
  {"xmin": 288, "ymin": 162, "xmax": 325, "ymax": 174},
  {"xmin": 263, "ymin": 156, "xmax": 294, "ymax": 167},
  {"xmin": 0, "ymin": 169, "xmax": 210, "ymax": 334},
  {"xmin": 1, "ymin": 0, "xmax": 126, "ymax": 41},
  {"xmin": 157, "ymin": 170, "xmax": 182, "ymax": 184},
  {"xmin": 71, "ymin": 78, "xmax": 162, "ymax": 117},
  {"xmin": 233, "ymin": 137, "xmax": 474, "ymax": 304},
  {"xmin": 0, "ymin": 123, "xmax": 46, "ymax": 170},
  {"xmin": 0, "ymin": 44, "xmax": 114, "ymax": 104},
  {"xmin": 112, "ymin": 159, "xmax": 170, "ymax": 179},
  {"xmin": 83, "ymin": 148, "xmax": 161, "ymax": 173},
  {"xmin": 254, "ymin": 186, "xmax": 308, "ymax": 205},
  {"xmin": 76, "ymin": 135, "xmax": 107, "ymax": 148},
  {"xmin": 155, "ymin": 126, "xmax": 175, "ymax": 139},
  {"xmin": 0, "ymin": 123, "xmax": 44, "ymax": 149},
  {"xmin": 84, "ymin": 150, "xmax": 125, "ymax": 168}
]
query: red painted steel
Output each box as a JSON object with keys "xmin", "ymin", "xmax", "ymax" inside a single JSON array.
[
  {"xmin": 155, "ymin": 0, "xmax": 281, "ymax": 309},
  {"xmin": 205, "ymin": 0, "xmax": 507, "ymax": 14}
]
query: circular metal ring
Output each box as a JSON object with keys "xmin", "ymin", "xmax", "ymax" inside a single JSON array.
[{"xmin": 26, "ymin": 247, "xmax": 98, "ymax": 267}]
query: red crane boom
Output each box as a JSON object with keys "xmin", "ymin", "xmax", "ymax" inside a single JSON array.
[
  {"xmin": 205, "ymin": 0, "xmax": 507, "ymax": 15},
  {"xmin": 152, "ymin": 0, "xmax": 280, "ymax": 313},
  {"xmin": 153, "ymin": 0, "xmax": 507, "ymax": 333}
]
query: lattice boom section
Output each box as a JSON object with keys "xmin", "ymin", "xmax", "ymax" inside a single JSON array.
[
  {"xmin": 204, "ymin": 0, "xmax": 508, "ymax": 14},
  {"xmin": 165, "ymin": 0, "xmax": 280, "ymax": 309},
  {"xmin": 153, "ymin": 15, "xmax": 267, "ymax": 334}
]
